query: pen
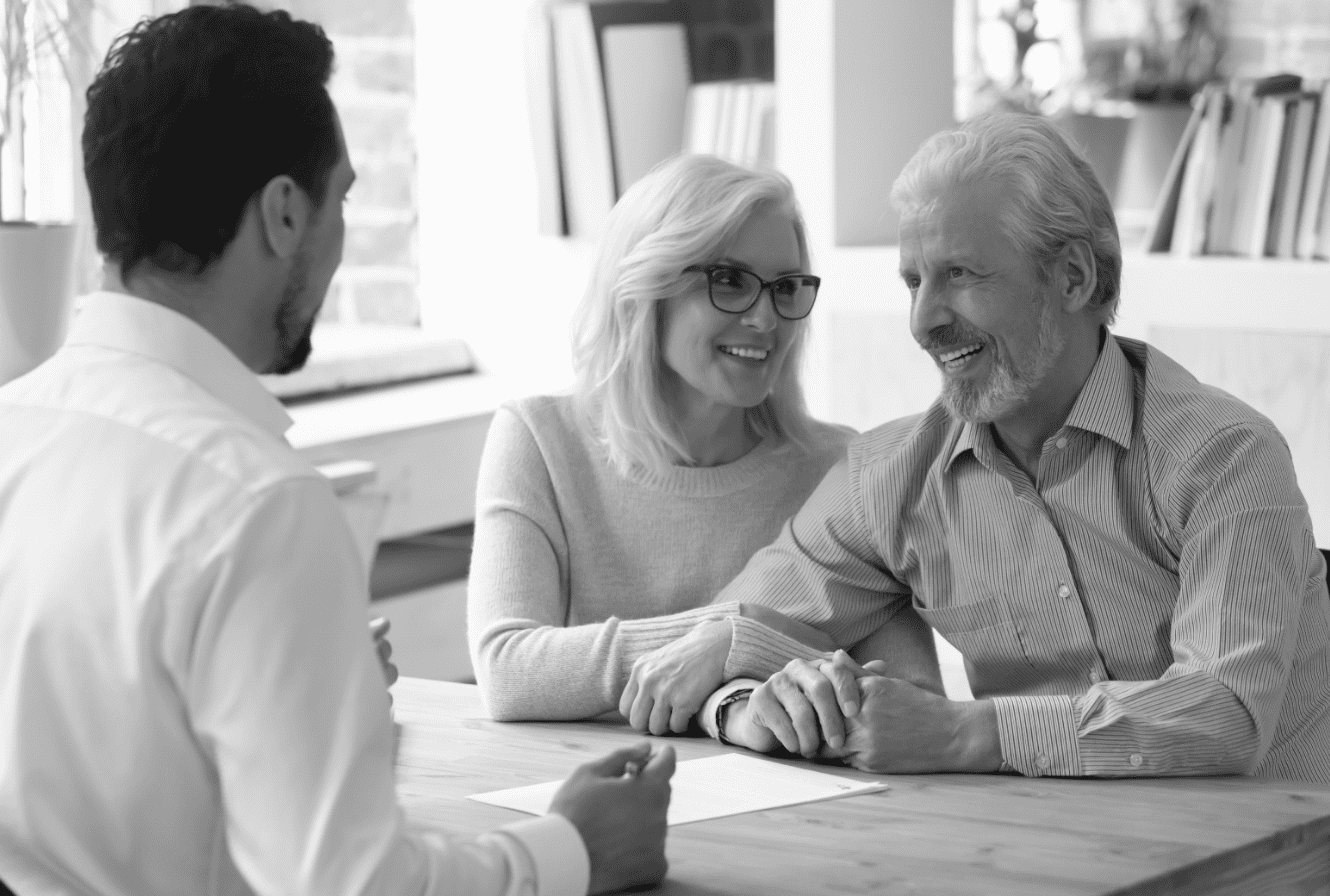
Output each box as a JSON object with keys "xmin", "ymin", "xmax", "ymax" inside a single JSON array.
[{"xmin": 624, "ymin": 756, "xmax": 646, "ymax": 778}]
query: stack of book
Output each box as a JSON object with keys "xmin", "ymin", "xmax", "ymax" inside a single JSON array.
[
  {"xmin": 1146, "ymin": 74, "xmax": 1330, "ymax": 260},
  {"xmin": 526, "ymin": 0, "xmax": 775, "ymax": 239},
  {"xmin": 682, "ymin": 80, "xmax": 776, "ymax": 170}
]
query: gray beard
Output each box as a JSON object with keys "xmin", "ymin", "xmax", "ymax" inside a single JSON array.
[{"xmin": 939, "ymin": 302, "xmax": 1065, "ymax": 424}]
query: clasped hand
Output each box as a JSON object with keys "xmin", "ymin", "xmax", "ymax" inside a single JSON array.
[{"xmin": 737, "ymin": 652, "xmax": 998, "ymax": 773}]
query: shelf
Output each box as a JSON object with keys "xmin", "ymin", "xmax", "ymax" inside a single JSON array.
[{"xmin": 1114, "ymin": 253, "xmax": 1330, "ymax": 338}]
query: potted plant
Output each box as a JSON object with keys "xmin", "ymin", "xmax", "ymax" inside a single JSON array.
[{"xmin": 1, "ymin": 0, "xmax": 94, "ymax": 385}]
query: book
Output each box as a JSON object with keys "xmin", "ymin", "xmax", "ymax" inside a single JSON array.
[
  {"xmin": 524, "ymin": 0, "xmax": 566, "ymax": 236},
  {"xmin": 1222, "ymin": 76, "xmax": 1301, "ymax": 257},
  {"xmin": 551, "ymin": 3, "xmax": 617, "ymax": 237},
  {"xmin": 745, "ymin": 81, "xmax": 776, "ymax": 167},
  {"xmin": 1207, "ymin": 77, "xmax": 1298, "ymax": 255},
  {"xmin": 1296, "ymin": 80, "xmax": 1330, "ymax": 259},
  {"xmin": 681, "ymin": 79, "xmax": 775, "ymax": 167},
  {"xmin": 684, "ymin": 80, "xmax": 724, "ymax": 155},
  {"xmin": 1316, "ymin": 165, "xmax": 1330, "ymax": 258},
  {"xmin": 727, "ymin": 80, "xmax": 755, "ymax": 164},
  {"xmin": 714, "ymin": 80, "xmax": 737, "ymax": 162},
  {"xmin": 1144, "ymin": 92, "xmax": 1206, "ymax": 253},
  {"xmin": 1172, "ymin": 83, "xmax": 1226, "ymax": 256},
  {"xmin": 1269, "ymin": 92, "xmax": 1317, "ymax": 258},
  {"xmin": 1207, "ymin": 80, "xmax": 1259, "ymax": 255},
  {"xmin": 584, "ymin": 1, "xmax": 690, "ymax": 192},
  {"xmin": 1232, "ymin": 90, "xmax": 1295, "ymax": 257},
  {"xmin": 600, "ymin": 21, "xmax": 691, "ymax": 193}
]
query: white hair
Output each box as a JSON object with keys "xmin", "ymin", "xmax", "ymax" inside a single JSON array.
[{"xmin": 891, "ymin": 112, "xmax": 1122, "ymax": 325}]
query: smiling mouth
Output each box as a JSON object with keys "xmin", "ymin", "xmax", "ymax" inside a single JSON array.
[
  {"xmin": 937, "ymin": 342, "xmax": 984, "ymax": 371},
  {"xmin": 719, "ymin": 345, "xmax": 770, "ymax": 362}
]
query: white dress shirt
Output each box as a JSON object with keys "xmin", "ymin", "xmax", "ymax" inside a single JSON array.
[{"xmin": 0, "ymin": 292, "xmax": 589, "ymax": 896}]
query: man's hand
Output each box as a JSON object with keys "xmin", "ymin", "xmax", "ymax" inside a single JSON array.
[
  {"xmin": 744, "ymin": 651, "xmax": 884, "ymax": 757},
  {"xmin": 369, "ymin": 616, "xmax": 398, "ymax": 690},
  {"xmin": 549, "ymin": 742, "xmax": 676, "ymax": 895},
  {"xmin": 819, "ymin": 677, "xmax": 1002, "ymax": 774},
  {"xmin": 619, "ymin": 619, "xmax": 732, "ymax": 735}
]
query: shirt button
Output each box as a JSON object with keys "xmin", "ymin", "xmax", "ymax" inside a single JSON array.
[
  {"xmin": 1089, "ymin": 668, "xmax": 1102, "ymax": 683},
  {"xmin": 1055, "ymin": 437, "xmax": 1068, "ymax": 449},
  {"xmin": 1036, "ymin": 754, "xmax": 1050, "ymax": 770},
  {"xmin": 1129, "ymin": 753, "xmax": 1144, "ymax": 768},
  {"xmin": 1057, "ymin": 583, "xmax": 1071, "ymax": 599}
]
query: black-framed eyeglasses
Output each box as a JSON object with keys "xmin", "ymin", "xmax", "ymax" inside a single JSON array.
[{"xmin": 684, "ymin": 264, "xmax": 821, "ymax": 321}]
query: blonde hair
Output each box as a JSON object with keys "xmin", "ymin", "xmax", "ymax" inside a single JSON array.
[
  {"xmin": 891, "ymin": 112, "xmax": 1122, "ymax": 325},
  {"xmin": 571, "ymin": 154, "xmax": 818, "ymax": 475}
]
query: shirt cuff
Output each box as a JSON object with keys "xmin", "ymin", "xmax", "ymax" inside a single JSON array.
[
  {"xmin": 724, "ymin": 616, "xmax": 829, "ymax": 681},
  {"xmin": 991, "ymin": 695, "xmax": 1081, "ymax": 777},
  {"xmin": 698, "ymin": 678, "xmax": 764, "ymax": 740},
  {"xmin": 497, "ymin": 814, "xmax": 590, "ymax": 896}
]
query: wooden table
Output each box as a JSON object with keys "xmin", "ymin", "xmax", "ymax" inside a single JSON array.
[{"xmin": 392, "ymin": 678, "xmax": 1330, "ymax": 895}]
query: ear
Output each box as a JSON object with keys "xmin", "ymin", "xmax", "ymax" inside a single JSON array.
[
  {"xmin": 256, "ymin": 175, "xmax": 312, "ymax": 260},
  {"xmin": 1054, "ymin": 239, "xmax": 1097, "ymax": 314}
]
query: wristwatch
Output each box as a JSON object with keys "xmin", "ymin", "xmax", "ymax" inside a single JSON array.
[{"xmin": 715, "ymin": 688, "xmax": 754, "ymax": 746}]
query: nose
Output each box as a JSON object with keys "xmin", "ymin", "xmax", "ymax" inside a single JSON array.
[
  {"xmin": 739, "ymin": 287, "xmax": 780, "ymax": 333},
  {"xmin": 909, "ymin": 277, "xmax": 952, "ymax": 346}
]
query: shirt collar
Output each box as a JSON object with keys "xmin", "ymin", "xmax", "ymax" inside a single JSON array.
[
  {"xmin": 1061, "ymin": 331, "xmax": 1135, "ymax": 451},
  {"xmin": 944, "ymin": 331, "xmax": 1134, "ymax": 473},
  {"xmin": 945, "ymin": 417, "xmax": 998, "ymax": 473},
  {"xmin": 65, "ymin": 291, "xmax": 293, "ymax": 439}
]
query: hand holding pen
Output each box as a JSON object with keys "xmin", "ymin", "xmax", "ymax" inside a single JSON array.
[{"xmin": 549, "ymin": 741, "xmax": 676, "ymax": 895}]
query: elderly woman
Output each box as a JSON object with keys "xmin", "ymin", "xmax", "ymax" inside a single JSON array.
[{"xmin": 468, "ymin": 155, "xmax": 927, "ymax": 724}]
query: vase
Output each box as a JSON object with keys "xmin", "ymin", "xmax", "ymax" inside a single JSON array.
[{"xmin": 0, "ymin": 222, "xmax": 77, "ymax": 386}]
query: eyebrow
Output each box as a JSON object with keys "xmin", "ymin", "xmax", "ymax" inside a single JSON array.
[
  {"xmin": 715, "ymin": 257, "xmax": 807, "ymax": 278},
  {"xmin": 898, "ymin": 251, "xmax": 983, "ymax": 276}
]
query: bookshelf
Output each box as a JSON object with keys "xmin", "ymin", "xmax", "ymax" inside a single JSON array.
[{"xmin": 1143, "ymin": 76, "xmax": 1330, "ymax": 261}]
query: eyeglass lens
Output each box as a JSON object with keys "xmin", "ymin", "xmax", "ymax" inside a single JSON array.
[{"xmin": 707, "ymin": 267, "xmax": 818, "ymax": 320}]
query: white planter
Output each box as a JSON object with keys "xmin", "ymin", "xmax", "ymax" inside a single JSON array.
[{"xmin": 0, "ymin": 222, "xmax": 77, "ymax": 385}]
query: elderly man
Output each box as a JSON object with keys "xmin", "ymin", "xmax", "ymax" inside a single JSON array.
[
  {"xmin": 0, "ymin": 6, "xmax": 671, "ymax": 896},
  {"xmin": 622, "ymin": 112, "xmax": 1330, "ymax": 783}
]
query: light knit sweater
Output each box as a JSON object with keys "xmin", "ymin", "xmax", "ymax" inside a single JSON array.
[{"xmin": 467, "ymin": 393, "xmax": 853, "ymax": 721}]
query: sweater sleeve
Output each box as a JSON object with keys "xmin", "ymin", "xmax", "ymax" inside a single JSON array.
[{"xmin": 467, "ymin": 405, "xmax": 741, "ymax": 721}]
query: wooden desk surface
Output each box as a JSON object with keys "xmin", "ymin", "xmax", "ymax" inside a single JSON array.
[{"xmin": 392, "ymin": 678, "xmax": 1330, "ymax": 896}]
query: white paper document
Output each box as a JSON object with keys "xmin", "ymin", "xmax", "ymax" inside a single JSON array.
[{"xmin": 467, "ymin": 752, "xmax": 888, "ymax": 826}]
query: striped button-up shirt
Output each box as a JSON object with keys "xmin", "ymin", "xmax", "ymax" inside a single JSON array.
[{"xmin": 719, "ymin": 334, "xmax": 1330, "ymax": 782}]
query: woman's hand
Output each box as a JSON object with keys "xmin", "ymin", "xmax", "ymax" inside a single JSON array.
[{"xmin": 619, "ymin": 619, "xmax": 732, "ymax": 735}]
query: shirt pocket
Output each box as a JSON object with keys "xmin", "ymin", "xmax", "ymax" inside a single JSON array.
[{"xmin": 916, "ymin": 597, "xmax": 1039, "ymax": 697}]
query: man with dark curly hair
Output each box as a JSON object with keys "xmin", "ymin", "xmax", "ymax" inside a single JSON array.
[{"xmin": 0, "ymin": 6, "xmax": 672, "ymax": 896}]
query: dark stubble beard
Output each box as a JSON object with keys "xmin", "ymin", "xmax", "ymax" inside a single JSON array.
[{"xmin": 268, "ymin": 249, "xmax": 318, "ymax": 375}]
